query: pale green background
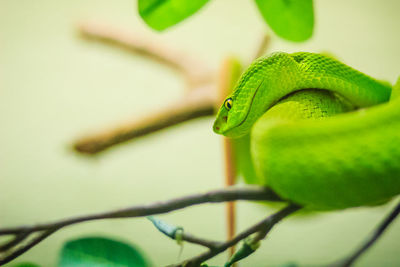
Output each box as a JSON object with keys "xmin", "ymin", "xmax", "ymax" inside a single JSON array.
[{"xmin": 1, "ymin": 0, "xmax": 399, "ymax": 266}]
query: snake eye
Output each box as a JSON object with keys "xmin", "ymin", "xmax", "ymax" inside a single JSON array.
[{"xmin": 224, "ymin": 98, "xmax": 233, "ymax": 110}]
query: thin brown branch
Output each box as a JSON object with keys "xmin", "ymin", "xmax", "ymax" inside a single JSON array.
[
  {"xmin": 154, "ymin": 225, "xmax": 223, "ymax": 250},
  {"xmin": 181, "ymin": 232, "xmax": 222, "ymax": 250},
  {"xmin": 77, "ymin": 21, "xmax": 214, "ymax": 88},
  {"xmin": 73, "ymin": 26, "xmax": 270, "ymax": 156},
  {"xmin": 170, "ymin": 204, "xmax": 301, "ymax": 267},
  {"xmin": 0, "ymin": 186, "xmax": 282, "ymax": 265},
  {"xmin": 0, "ymin": 227, "xmax": 61, "ymax": 265},
  {"xmin": 0, "ymin": 231, "xmax": 30, "ymax": 252},
  {"xmin": 74, "ymin": 86, "xmax": 216, "ymax": 154},
  {"xmin": 147, "ymin": 216, "xmax": 222, "ymax": 250},
  {"xmin": 72, "ymin": 21, "xmax": 219, "ymax": 155},
  {"xmin": 330, "ymin": 200, "xmax": 400, "ymax": 267}
]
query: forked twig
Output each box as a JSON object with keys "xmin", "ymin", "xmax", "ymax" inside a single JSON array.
[
  {"xmin": 0, "ymin": 186, "xmax": 282, "ymax": 265},
  {"xmin": 73, "ymin": 21, "xmax": 271, "ymax": 155},
  {"xmin": 73, "ymin": 21, "xmax": 220, "ymax": 154},
  {"xmin": 170, "ymin": 204, "xmax": 301, "ymax": 267},
  {"xmin": 77, "ymin": 21, "xmax": 214, "ymax": 88},
  {"xmin": 331, "ymin": 200, "xmax": 400, "ymax": 267},
  {"xmin": 74, "ymin": 85, "xmax": 216, "ymax": 154}
]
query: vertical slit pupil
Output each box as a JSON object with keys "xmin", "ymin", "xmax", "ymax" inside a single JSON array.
[{"xmin": 225, "ymin": 98, "xmax": 232, "ymax": 110}]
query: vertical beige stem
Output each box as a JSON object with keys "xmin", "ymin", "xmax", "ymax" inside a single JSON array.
[
  {"xmin": 217, "ymin": 57, "xmax": 242, "ymax": 258},
  {"xmin": 223, "ymin": 137, "xmax": 236, "ymax": 257}
]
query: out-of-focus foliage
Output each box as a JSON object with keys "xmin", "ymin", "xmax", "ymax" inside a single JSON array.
[
  {"xmin": 12, "ymin": 263, "xmax": 41, "ymax": 267},
  {"xmin": 138, "ymin": 0, "xmax": 314, "ymax": 42},
  {"xmin": 138, "ymin": 0, "xmax": 210, "ymax": 31},
  {"xmin": 58, "ymin": 237, "xmax": 151, "ymax": 267},
  {"xmin": 254, "ymin": 0, "xmax": 314, "ymax": 42}
]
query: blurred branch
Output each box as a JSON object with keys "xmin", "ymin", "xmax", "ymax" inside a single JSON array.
[
  {"xmin": 0, "ymin": 186, "xmax": 282, "ymax": 265},
  {"xmin": 73, "ymin": 21, "xmax": 221, "ymax": 155},
  {"xmin": 74, "ymin": 85, "xmax": 217, "ymax": 154},
  {"xmin": 77, "ymin": 21, "xmax": 214, "ymax": 88},
  {"xmin": 331, "ymin": 200, "xmax": 400, "ymax": 267},
  {"xmin": 0, "ymin": 231, "xmax": 29, "ymax": 252},
  {"xmin": 170, "ymin": 204, "xmax": 301, "ymax": 267},
  {"xmin": 148, "ymin": 216, "xmax": 222, "ymax": 250},
  {"xmin": 73, "ymin": 25, "xmax": 271, "ymax": 156},
  {"xmin": 178, "ymin": 232, "xmax": 222, "ymax": 251},
  {"xmin": 0, "ymin": 227, "xmax": 61, "ymax": 265}
]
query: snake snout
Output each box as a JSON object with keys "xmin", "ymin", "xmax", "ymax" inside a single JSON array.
[
  {"xmin": 213, "ymin": 118, "xmax": 226, "ymax": 134},
  {"xmin": 213, "ymin": 122, "xmax": 222, "ymax": 134}
]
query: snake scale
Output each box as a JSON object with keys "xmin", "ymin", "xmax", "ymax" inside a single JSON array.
[{"xmin": 213, "ymin": 52, "xmax": 400, "ymax": 210}]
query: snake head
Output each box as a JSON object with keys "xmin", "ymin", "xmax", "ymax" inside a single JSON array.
[
  {"xmin": 213, "ymin": 97, "xmax": 236, "ymax": 136},
  {"xmin": 213, "ymin": 52, "xmax": 298, "ymax": 138},
  {"xmin": 213, "ymin": 76, "xmax": 266, "ymax": 138}
]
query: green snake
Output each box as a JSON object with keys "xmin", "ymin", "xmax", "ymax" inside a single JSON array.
[{"xmin": 213, "ymin": 52, "xmax": 400, "ymax": 210}]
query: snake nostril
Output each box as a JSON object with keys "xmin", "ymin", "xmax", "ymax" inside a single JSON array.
[{"xmin": 215, "ymin": 126, "xmax": 220, "ymax": 131}]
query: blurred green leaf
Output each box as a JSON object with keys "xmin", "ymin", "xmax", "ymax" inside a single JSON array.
[
  {"xmin": 59, "ymin": 237, "xmax": 150, "ymax": 267},
  {"xmin": 277, "ymin": 263, "xmax": 299, "ymax": 267},
  {"xmin": 138, "ymin": 0, "xmax": 210, "ymax": 31},
  {"xmin": 254, "ymin": 0, "xmax": 314, "ymax": 42},
  {"xmin": 12, "ymin": 263, "xmax": 41, "ymax": 267}
]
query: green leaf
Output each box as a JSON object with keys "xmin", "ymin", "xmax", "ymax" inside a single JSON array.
[
  {"xmin": 138, "ymin": 0, "xmax": 210, "ymax": 31},
  {"xmin": 254, "ymin": 0, "xmax": 314, "ymax": 42},
  {"xmin": 12, "ymin": 263, "xmax": 41, "ymax": 267},
  {"xmin": 59, "ymin": 237, "xmax": 151, "ymax": 267}
]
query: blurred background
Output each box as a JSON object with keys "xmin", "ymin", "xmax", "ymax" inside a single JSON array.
[{"xmin": 1, "ymin": 0, "xmax": 399, "ymax": 266}]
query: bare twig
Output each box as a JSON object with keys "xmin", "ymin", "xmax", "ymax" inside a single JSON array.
[
  {"xmin": 74, "ymin": 85, "xmax": 216, "ymax": 154},
  {"xmin": 77, "ymin": 21, "xmax": 214, "ymax": 88},
  {"xmin": 147, "ymin": 216, "xmax": 223, "ymax": 250},
  {"xmin": 181, "ymin": 232, "xmax": 222, "ymax": 250},
  {"xmin": 331, "ymin": 200, "xmax": 400, "ymax": 267},
  {"xmin": 0, "ymin": 186, "xmax": 282, "ymax": 265},
  {"xmin": 0, "ymin": 227, "xmax": 61, "ymax": 265},
  {"xmin": 73, "ymin": 21, "xmax": 220, "ymax": 155},
  {"xmin": 170, "ymin": 204, "xmax": 301, "ymax": 267},
  {"xmin": 73, "ymin": 28, "xmax": 270, "ymax": 156},
  {"xmin": 0, "ymin": 231, "xmax": 30, "ymax": 252}
]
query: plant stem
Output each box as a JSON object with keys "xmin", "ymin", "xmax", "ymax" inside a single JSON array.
[
  {"xmin": 332, "ymin": 201, "xmax": 400, "ymax": 267},
  {"xmin": 0, "ymin": 186, "xmax": 282, "ymax": 265},
  {"xmin": 170, "ymin": 204, "xmax": 301, "ymax": 267}
]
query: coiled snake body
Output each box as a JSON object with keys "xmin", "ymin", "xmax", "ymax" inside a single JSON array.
[{"xmin": 213, "ymin": 52, "xmax": 400, "ymax": 210}]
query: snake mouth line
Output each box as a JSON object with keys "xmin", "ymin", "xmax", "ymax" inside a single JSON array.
[{"xmin": 223, "ymin": 78, "xmax": 265, "ymax": 135}]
